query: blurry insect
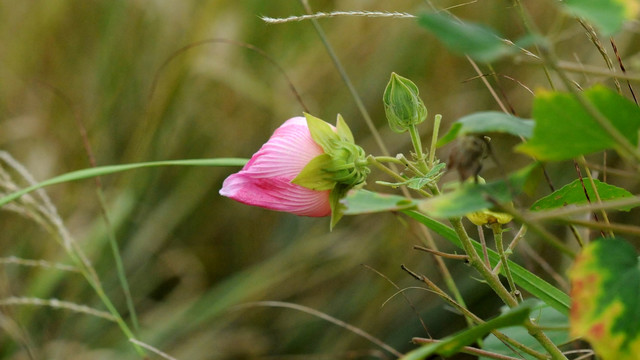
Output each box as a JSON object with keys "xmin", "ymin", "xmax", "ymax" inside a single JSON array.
[{"xmin": 448, "ymin": 135, "xmax": 491, "ymax": 182}]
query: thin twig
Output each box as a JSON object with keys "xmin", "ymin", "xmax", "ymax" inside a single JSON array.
[
  {"xmin": 0, "ymin": 297, "xmax": 116, "ymax": 322},
  {"xmin": 477, "ymin": 225, "xmax": 491, "ymax": 268},
  {"xmin": 235, "ymin": 301, "xmax": 403, "ymax": 358},
  {"xmin": 148, "ymin": 38, "xmax": 308, "ymax": 113},
  {"xmin": 413, "ymin": 245, "xmax": 469, "ymax": 261},
  {"xmin": 610, "ymin": 38, "xmax": 638, "ymax": 105},
  {"xmin": 528, "ymin": 196, "xmax": 640, "ymax": 221},
  {"xmin": 261, "ymin": 11, "xmax": 416, "ymax": 24},
  {"xmin": 557, "ymin": 218, "xmax": 640, "ymax": 237},
  {"xmin": 400, "ymin": 264, "xmax": 546, "ymax": 359},
  {"xmin": 0, "ymin": 257, "xmax": 79, "ymax": 273},
  {"xmin": 129, "ymin": 339, "xmax": 179, "ymax": 360},
  {"xmin": 573, "ymin": 160, "xmax": 605, "ymax": 238},
  {"xmin": 412, "ymin": 338, "xmax": 523, "ymax": 360},
  {"xmin": 361, "ymin": 264, "xmax": 431, "ymax": 336}
]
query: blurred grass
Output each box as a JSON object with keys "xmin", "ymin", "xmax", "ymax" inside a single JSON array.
[{"xmin": 1, "ymin": 0, "xmax": 639, "ymax": 359}]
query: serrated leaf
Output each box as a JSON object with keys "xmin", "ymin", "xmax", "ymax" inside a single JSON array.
[
  {"xmin": 569, "ymin": 237, "xmax": 640, "ymax": 360},
  {"xmin": 418, "ymin": 164, "xmax": 538, "ymax": 218},
  {"xmin": 562, "ymin": 0, "xmax": 639, "ymax": 35},
  {"xmin": 481, "ymin": 301, "xmax": 570, "ymax": 360},
  {"xmin": 341, "ymin": 190, "xmax": 417, "ymax": 215},
  {"xmin": 531, "ymin": 179, "xmax": 635, "ymax": 212},
  {"xmin": 403, "ymin": 210, "xmax": 571, "ymax": 315},
  {"xmin": 516, "ymin": 86, "xmax": 640, "ymax": 161},
  {"xmin": 417, "ymin": 13, "xmax": 514, "ymax": 62},
  {"xmin": 437, "ymin": 112, "xmax": 534, "ymax": 147},
  {"xmin": 401, "ymin": 305, "xmax": 531, "ymax": 360}
]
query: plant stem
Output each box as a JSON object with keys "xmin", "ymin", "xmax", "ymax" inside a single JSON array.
[
  {"xmin": 298, "ymin": 0, "xmax": 391, "ymax": 158},
  {"xmin": 367, "ymin": 156, "xmax": 433, "ymax": 198},
  {"xmin": 513, "ymin": 0, "xmax": 640, "ymax": 163},
  {"xmin": 372, "ymin": 156, "xmax": 404, "ymax": 165},
  {"xmin": 491, "ymin": 223, "xmax": 518, "ymax": 297},
  {"xmin": 408, "ymin": 124, "xmax": 428, "ymax": 173},
  {"xmin": 450, "ymin": 217, "xmax": 568, "ymax": 359},
  {"xmin": 403, "ymin": 264, "xmax": 547, "ymax": 360},
  {"xmin": 428, "ymin": 114, "xmax": 441, "ymax": 168},
  {"xmin": 97, "ymin": 189, "xmax": 139, "ymax": 333}
]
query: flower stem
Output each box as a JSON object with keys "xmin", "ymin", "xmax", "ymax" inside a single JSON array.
[
  {"xmin": 450, "ymin": 217, "xmax": 568, "ymax": 359},
  {"xmin": 408, "ymin": 124, "xmax": 428, "ymax": 173},
  {"xmin": 428, "ymin": 114, "xmax": 441, "ymax": 168},
  {"xmin": 491, "ymin": 223, "xmax": 518, "ymax": 297}
]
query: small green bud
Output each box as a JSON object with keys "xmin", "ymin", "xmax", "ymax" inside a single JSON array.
[
  {"xmin": 325, "ymin": 140, "xmax": 370, "ymax": 187},
  {"xmin": 383, "ymin": 72, "xmax": 427, "ymax": 133}
]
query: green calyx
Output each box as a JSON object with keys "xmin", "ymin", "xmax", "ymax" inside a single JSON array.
[
  {"xmin": 293, "ymin": 113, "xmax": 370, "ymax": 190},
  {"xmin": 293, "ymin": 113, "xmax": 371, "ymax": 229},
  {"xmin": 383, "ymin": 72, "xmax": 427, "ymax": 133}
]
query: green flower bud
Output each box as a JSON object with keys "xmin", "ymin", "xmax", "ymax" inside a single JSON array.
[
  {"xmin": 325, "ymin": 140, "xmax": 370, "ymax": 187},
  {"xmin": 383, "ymin": 72, "xmax": 427, "ymax": 133}
]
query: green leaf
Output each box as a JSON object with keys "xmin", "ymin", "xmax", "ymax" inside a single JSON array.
[
  {"xmin": 341, "ymin": 190, "xmax": 417, "ymax": 215},
  {"xmin": 569, "ymin": 237, "xmax": 640, "ymax": 360},
  {"xmin": 292, "ymin": 154, "xmax": 336, "ymax": 191},
  {"xmin": 0, "ymin": 158, "xmax": 248, "ymax": 208},
  {"xmin": 417, "ymin": 13, "xmax": 513, "ymax": 62},
  {"xmin": 517, "ymin": 86, "xmax": 640, "ymax": 161},
  {"xmin": 401, "ymin": 305, "xmax": 531, "ymax": 360},
  {"xmin": 376, "ymin": 163, "xmax": 446, "ymax": 190},
  {"xmin": 437, "ymin": 112, "xmax": 534, "ymax": 147},
  {"xmin": 481, "ymin": 301, "xmax": 570, "ymax": 360},
  {"xmin": 304, "ymin": 113, "xmax": 340, "ymax": 153},
  {"xmin": 402, "ymin": 210, "xmax": 571, "ymax": 315},
  {"xmin": 531, "ymin": 179, "xmax": 636, "ymax": 212},
  {"xmin": 418, "ymin": 164, "xmax": 537, "ymax": 218},
  {"xmin": 562, "ymin": 0, "xmax": 638, "ymax": 35}
]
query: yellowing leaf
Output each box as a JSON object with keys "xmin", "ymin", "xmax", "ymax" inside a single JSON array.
[
  {"xmin": 569, "ymin": 238, "xmax": 640, "ymax": 360},
  {"xmin": 517, "ymin": 86, "xmax": 640, "ymax": 161}
]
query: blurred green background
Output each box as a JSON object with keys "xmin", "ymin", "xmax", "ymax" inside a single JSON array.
[{"xmin": 1, "ymin": 0, "xmax": 637, "ymax": 359}]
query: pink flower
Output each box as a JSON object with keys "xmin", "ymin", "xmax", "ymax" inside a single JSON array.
[{"xmin": 219, "ymin": 117, "xmax": 331, "ymax": 217}]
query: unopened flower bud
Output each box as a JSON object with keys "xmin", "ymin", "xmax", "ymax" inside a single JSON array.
[{"xmin": 383, "ymin": 73, "xmax": 427, "ymax": 133}]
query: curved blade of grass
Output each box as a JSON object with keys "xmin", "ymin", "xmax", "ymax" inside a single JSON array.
[
  {"xmin": 402, "ymin": 304, "xmax": 531, "ymax": 360},
  {"xmin": 0, "ymin": 158, "xmax": 248, "ymax": 207},
  {"xmin": 402, "ymin": 210, "xmax": 570, "ymax": 315}
]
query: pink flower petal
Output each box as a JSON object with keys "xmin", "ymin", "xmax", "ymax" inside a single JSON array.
[
  {"xmin": 219, "ymin": 116, "xmax": 332, "ymax": 217},
  {"xmin": 219, "ymin": 173, "xmax": 330, "ymax": 217}
]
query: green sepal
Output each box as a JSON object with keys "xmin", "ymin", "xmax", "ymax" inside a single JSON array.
[
  {"xmin": 292, "ymin": 154, "xmax": 337, "ymax": 191},
  {"xmin": 305, "ymin": 113, "xmax": 340, "ymax": 153},
  {"xmin": 335, "ymin": 114, "xmax": 354, "ymax": 143},
  {"xmin": 329, "ymin": 183, "xmax": 350, "ymax": 230}
]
